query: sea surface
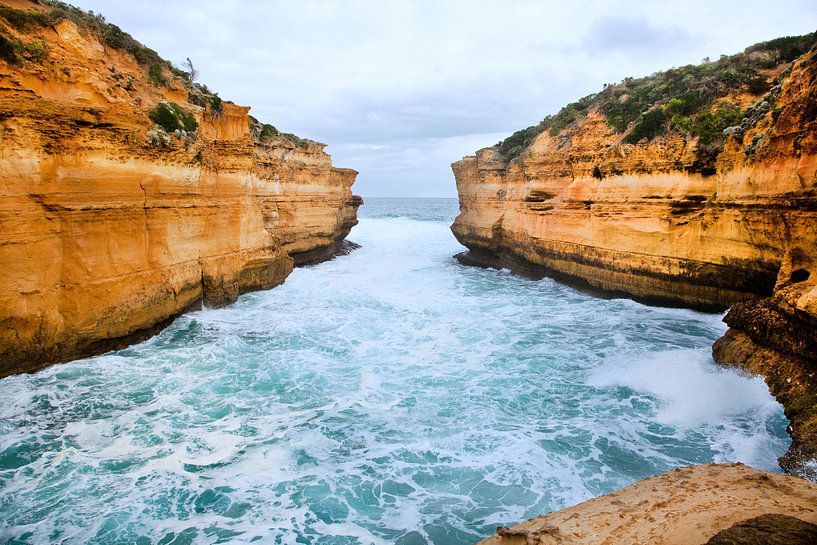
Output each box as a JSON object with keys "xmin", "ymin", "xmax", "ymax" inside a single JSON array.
[{"xmin": 0, "ymin": 198, "xmax": 790, "ymax": 545}]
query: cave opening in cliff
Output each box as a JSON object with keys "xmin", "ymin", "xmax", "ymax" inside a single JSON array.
[{"xmin": 790, "ymin": 268, "xmax": 810, "ymax": 284}]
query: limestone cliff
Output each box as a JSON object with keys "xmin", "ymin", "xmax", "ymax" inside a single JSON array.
[
  {"xmin": 0, "ymin": 1, "xmax": 361, "ymax": 376},
  {"xmin": 452, "ymin": 36, "xmax": 817, "ymax": 475},
  {"xmin": 477, "ymin": 463, "xmax": 817, "ymax": 545}
]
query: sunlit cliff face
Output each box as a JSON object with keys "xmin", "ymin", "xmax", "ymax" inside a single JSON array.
[
  {"xmin": 451, "ymin": 45, "xmax": 817, "ymax": 477},
  {"xmin": 0, "ymin": 13, "xmax": 360, "ymax": 375}
]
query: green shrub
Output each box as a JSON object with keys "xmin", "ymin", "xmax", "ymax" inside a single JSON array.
[
  {"xmin": 0, "ymin": 6, "xmax": 48, "ymax": 31},
  {"xmin": 0, "ymin": 31, "xmax": 49, "ymax": 65},
  {"xmin": 746, "ymin": 75, "xmax": 770, "ymax": 94},
  {"xmin": 189, "ymin": 83, "xmax": 223, "ymax": 115},
  {"xmin": 129, "ymin": 45, "xmax": 163, "ymax": 68},
  {"xmin": 18, "ymin": 40, "xmax": 48, "ymax": 63},
  {"xmin": 170, "ymin": 65, "xmax": 191, "ymax": 83},
  {"xmin": 250, "ymin": 116, "xmax": 305, "ymax": 146},
  {"xmin": 497, "ymin": 124, "xmax": 544, "ymax": 159},
  {"xmin": 623, "ymin": 108, "xmax": 667, "ymax": 143},
  {"xmin": 188, "ymin": 92, "xmax": 204, "ymax": 108},
  {"xmin": 149, "ymin": 101, "xmax": 197, "ymax": 133},
  {"xmin": 0, "ymin": 32, "xmax": 19, "ymax": 64},
  {"xmin": 672, "ymin": 102, "xmax": 743, "ymax": 145},
  {"xmin": 207, "ymin": 93, "xmax": 223, "ymax": 114},
  {"xmin": 248, "ymin": 114, "xmax": 309, "ymax": 147},
  {"xmin": 148, "ymin": 63, "xmax": 166, "ymax": 86},
  {"xmin": 663, "ymin": 98, "xmax": 686, "ymax": 115},
  {"xmin": 546, "ymin": 96, "xmax": 594, "ymax": 136},
  {"xmin": 280, "ymin": 132, "xmax": 309, "ymax": 147},
  {"xmin": 259, "ymin": 123, "xmax": 278, "ymax": 140}
]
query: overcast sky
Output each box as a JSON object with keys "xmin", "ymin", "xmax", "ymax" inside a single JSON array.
[{"xmin": 73, "ymin": 1, "xmax": 816, "ymax": 197}]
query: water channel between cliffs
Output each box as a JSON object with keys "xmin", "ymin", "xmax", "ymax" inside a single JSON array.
[{"xmin": 0, "ymin": 198, "xmax": 790, "ymax": 545}]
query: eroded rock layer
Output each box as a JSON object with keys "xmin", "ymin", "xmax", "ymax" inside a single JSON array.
[
  {"xmin": 477, "ymin": 464, "xmax": 817, "ymax": 545},
  {"xmin": 0, "ymin": 5, "xmax": 361, "ymax": 376},
  {"xmin": 452, "ymin": 43, "xmax": 817, "ymax": 474},
  {"xmin": 452, "ymin": 48, "xmax": 817, "ymax": 310}
]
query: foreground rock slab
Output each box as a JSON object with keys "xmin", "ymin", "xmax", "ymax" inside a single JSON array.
[{"xmin": 478, "ymin": 464, "xmax": 817, "ymax": 545}]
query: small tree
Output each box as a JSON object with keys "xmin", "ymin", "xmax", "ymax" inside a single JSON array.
[{"xmin": 183, "ymin": 57, "xmax": 198, "ymax": 82}]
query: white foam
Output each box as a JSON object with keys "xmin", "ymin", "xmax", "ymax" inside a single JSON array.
[
  {"xmin": 587, "ymin": 349, "xmax": 780, "ymax": 427},
  {"xmin": 0, "ymin": 213, "xmax": 791, "ymax": 545}
]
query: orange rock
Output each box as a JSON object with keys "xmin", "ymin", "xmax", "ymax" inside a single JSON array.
[
  {"xmin": 0, "ymin": 3, "xmax": 361, "ymax": 375},
  {"xmin": 452, "ymin": 45, "xmax": 817, "ymax": 474},
  {"xmin": 479, "ymin": 464, "xmax": 817, "ymax": 545}
]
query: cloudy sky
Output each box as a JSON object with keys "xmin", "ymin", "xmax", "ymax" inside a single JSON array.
[{"xmin": 73, "ymin": 0, "xmax": 816, "ymax": 197}]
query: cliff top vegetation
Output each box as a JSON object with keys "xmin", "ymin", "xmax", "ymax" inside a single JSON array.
[
  {"xmin": 496, "ymin": 32, "xmax": 817, "ymax": 163},
  {"xmin": 0, "ymin": 0, "xmax": 308, "ymax": 146}
]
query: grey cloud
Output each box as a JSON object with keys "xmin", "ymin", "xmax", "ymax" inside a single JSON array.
[{"xmin": 583, "ymin": 16, "xmax": 696, "ymax": 52}]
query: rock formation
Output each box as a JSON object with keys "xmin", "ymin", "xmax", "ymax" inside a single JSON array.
[
  {"xmin": 478, "ymin": 463, "xmax": 817, "ymax": 545},
  {"xmin": 0, "ymin": 1, "xmax": 361, "ymax": 376},
  {"xmin": 452, "ymin": 35, "xmax": 817, "ymax": 476}
]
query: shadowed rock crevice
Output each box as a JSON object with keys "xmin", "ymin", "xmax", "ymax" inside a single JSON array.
[{"xmin": 705, "ymin": 514, "xmax": 817, "ymax": 545}]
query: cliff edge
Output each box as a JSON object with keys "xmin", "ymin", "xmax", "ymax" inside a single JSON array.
[
  {"xmin": 0, "ymin": 1, "xmax": 362, "ymax": 376},
  {"xmin": 451, "ymin": 34, "xmax": 817, "ymax": 476}
]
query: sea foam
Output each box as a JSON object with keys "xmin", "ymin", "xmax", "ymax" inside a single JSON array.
[{"xmin": 0, "ymin": 198, "xmax": 789, "ymax": 545}]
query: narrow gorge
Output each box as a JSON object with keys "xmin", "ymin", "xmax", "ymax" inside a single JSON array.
[
  {"xmin": 0, "ymin": 1, "xmax": 361, "ymax": 376},
  {"xmin": 452, "ymin": 34, "xmax": 817, "ymax": 479},
  {"xmin": 2, "ymin": 2, "xmax": 817, "ymax": 545}
]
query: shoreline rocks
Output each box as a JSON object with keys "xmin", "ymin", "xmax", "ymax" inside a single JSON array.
[{"xmin": 477, "ymin": 464, "xmax": 817, "ymax": 545}]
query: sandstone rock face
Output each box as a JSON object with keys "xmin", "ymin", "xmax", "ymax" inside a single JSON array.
[
  {"xmin": 452, "ymin": 46, "xmax": 817, "ymax": 474},
  {"xmin": 452, "ymin": 55, "xmax": 816, "ymax": 310},
  {"xmin": 709, "ymin": 51, "xmax": 817, "ymax": 479},
  {"xmin": 0, "ymin": 10, "xmax": 361, "ymax": 376},
  {"xmin": 477, "ymin": 464, "xmax": 817, "ymax": 545}
]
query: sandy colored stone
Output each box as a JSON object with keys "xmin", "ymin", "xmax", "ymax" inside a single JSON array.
[
  {"xmin": 451, "ymin": 52, "xmax": 817, "ymax": 312},
  {"xmin": 477, "ymin": 463, "xmax": 817, "ymax": 545},
  {"xmin": 0, "ymin": 3, "xmax": 361, "ymax": 375},
  {"xmin": 452, "ymin": 43, "xmax": 817, "ymax": 474}
]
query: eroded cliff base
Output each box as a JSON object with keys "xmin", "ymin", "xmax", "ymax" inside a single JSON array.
[
  {"xmin": 714, "ymin": 324, "xmax": 817, "ymax": 480},
  {"xmin": 293, "ymin": 240, "xmax": 362, "ymax": 268},
  {"xmin": 453, "ymin": 247, "xmax": 741, "ymax": 312}
]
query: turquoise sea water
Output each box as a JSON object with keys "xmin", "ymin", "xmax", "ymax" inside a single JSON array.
[{"xmin": 0, "ymin": 198, "xmax": 790, "ymax": 545}]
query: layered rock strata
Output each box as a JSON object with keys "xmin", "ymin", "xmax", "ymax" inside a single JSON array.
[
  {"xmin": 0, "ymin": 6, "xmax": 361, "ymax": 376},
  {"xmin": 710, "ymin": 47, "xmax": 817, "ymax": 479},
  {"xmin": 452, "ymin": 43, "xmax": 817, "ymax": 474},
  {"xmin": 477, "ymin": 463, "xmax": 817, "ymax": 545}
]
